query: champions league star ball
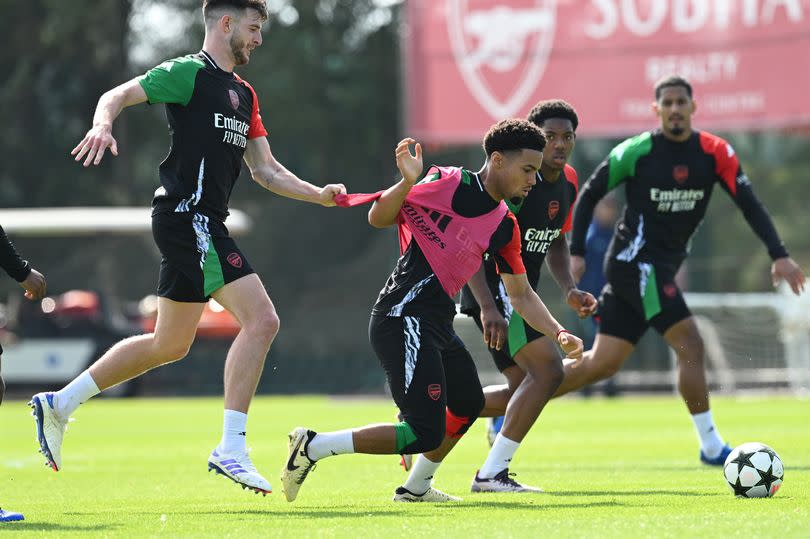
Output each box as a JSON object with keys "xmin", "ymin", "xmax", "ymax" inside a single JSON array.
[{"xmin": 723, "ymin": 442, "xmax": 784, "ymax": 498}]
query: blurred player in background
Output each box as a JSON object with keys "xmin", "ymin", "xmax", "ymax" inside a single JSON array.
[
  {"xmin": 0, "ymin": 224, "xmax": 46, "ymax": 523},
  {"xmin": 577, "ymin": 194, "xmax": 619, "ymax": 398},
  {"xmin": 560, "ymin": 75, "xmax": 806, "ymax": 464},
  {"xmin": 281, "ymin": 119, "xmax": 583, "ymax": 503},
  {"xmin": 28, "ymin": 0, "xmax": 344, "ymax": 496}
]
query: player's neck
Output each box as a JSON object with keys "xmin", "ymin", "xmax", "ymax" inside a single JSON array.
[
  {"xmin": 201, "ymin": 40, "xmax": 236, "ymax": 73},
  {"xmin": 661, "ymin": 128, "xmax": 692, "ymax": 143},
  {"xmin": 477, "ymin": 165, "xmax": 504, "ymax": 202},
  {"xmin": 540, "ymin": 164, "xmax": 562, "ymax": 183}
]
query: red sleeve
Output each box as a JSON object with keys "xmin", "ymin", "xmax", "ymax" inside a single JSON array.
[
  {"xmin": 561, "ymin": 164, "xmax": 579, "ymax": 234},
  {"xmin": 494, "ymin": 212, "xmax": 526, "ymax": 275},
  {"xmin": 237, "ymin": 77, "xmax": 268, "ymax": 139},
  {"xmin": 699, "ymin": 131, "xmax": 740, "ymax": 196}
]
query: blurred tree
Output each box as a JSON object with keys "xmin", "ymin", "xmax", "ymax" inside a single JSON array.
[{"xmin": 0, "ymin": 1, "xmax": 807, "ymax": 387}]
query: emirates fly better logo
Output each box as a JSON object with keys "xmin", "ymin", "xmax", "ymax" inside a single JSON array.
[{"xmin": 447, "ymin": 0, "xmax": 557, "ymax": 119}]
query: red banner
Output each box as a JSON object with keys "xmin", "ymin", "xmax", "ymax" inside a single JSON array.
[{"xmin": 403, "ymin": 0, "xmax": 810, "ymax": 142}]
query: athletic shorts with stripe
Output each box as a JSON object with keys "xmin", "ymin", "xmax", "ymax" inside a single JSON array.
[
  {"xmin": 369, "ymin": 314, "xmax": 485, "ymax": 454},
  {"xmin": 152, "ymin": 212, "xmax": 254, "ymax": 303},
  {"xmin": 598, "ymin": 259, "xmax": 691, "ymax": 344},
  {"xmin": 467, "ymin": 304, "xmax": 547, "ymax": 373}
]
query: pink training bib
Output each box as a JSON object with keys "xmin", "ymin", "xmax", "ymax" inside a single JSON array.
[{"xmin": 336, "ymin": 166, "xmax": 508, "ymax": 298}]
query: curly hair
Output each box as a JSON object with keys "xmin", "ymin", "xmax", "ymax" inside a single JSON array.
[
  {"xmin": 483, "ymin": 119, "xmax": 546, "ymax": 157},
  {"xmin": 654, "ymin": 75, "xmax": 693, "ymax": 100},
  {"xmin": 203, "ymin": 0, "xmax": 268, "ymax": 22},
  {"xmin": 526, "ymin": 99, "xmax": 579, "ymax": 131}
]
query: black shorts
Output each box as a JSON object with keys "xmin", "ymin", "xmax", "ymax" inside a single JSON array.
[
  {"xmin": 152, "ymin": 212, "xmax": 254, "ymax": 303},
  {"xmin": 468, "ymin": 306, "xmax": 547, "ymax": 372},
  {"xmin": 369, "ymin": 314, "xmax": 484, "ymax": 438},
  {"xmin": 598, "ymin": 260, "xmax": 691, "ymax": 344}
]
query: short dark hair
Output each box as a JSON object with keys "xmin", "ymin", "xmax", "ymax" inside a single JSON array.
[
  {"xmin": 203, "ymin": 0, "xmax": 268, "ymax": 22},
  {"xmin": 527, "ymin": 99, "xmax": 579, "ymax": 131},
  {"xmin": 483, "ymin": 119, "xmax": 546, "ymax": 157},
  {"xmin": 654, "ymin": 75, "xmax": 693, "ymax": 100}
]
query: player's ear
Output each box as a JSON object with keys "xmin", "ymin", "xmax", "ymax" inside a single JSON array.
[
  {"xmin": 220, "ymin": 14, "xmax": 232, "ymax": 33},
  {"xmin": 690, "ymin": 99, "xmax": 697, "ymax": 116}
]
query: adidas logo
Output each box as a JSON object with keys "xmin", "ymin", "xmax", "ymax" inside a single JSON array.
[{"xmin": 421, "ymin": 207, "xmax": 453, "ymax": 232}]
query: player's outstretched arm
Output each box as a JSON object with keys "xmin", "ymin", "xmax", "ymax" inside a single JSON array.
[
  {"xmin": 72, "ymin": 78, "xmax": 148, "ymax": 167},
  {"xmin": 547, "ymin": 236, "xmax": 597, "ymax": 318},
  {"xmin": 501, "ymin": 272, "xmax": 583, "ymax": 359},
  {"xmin": 368, "ymin": 138, "xmax": 423, "ymax": 228},
  {"xmin": 244, "ymin": 137, "xmax": 345, "ymax": 206}
]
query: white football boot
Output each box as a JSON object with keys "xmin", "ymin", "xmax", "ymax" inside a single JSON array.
[
  {"xmin": 393, "ymin": 486, "xmax": 461, "ymax": 502},
  {"xmin": 29, "ymin": 392, "xmax": 68, "ymax": 471},
  {"xmin": 281, "ymin": 427, "xmax": 318, "ymax": 502},
  {"xmin": 208, "ymin": 449, "xmax": 272, "ymax": 495},
  {"xmin": 470, "ymin": 469, "xmax": 544, "ymax": 493}
]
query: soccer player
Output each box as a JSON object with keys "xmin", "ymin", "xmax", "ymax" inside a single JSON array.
[
  {"xmin": 280, "ymin": 119, "xmax": 583, "ymax": 503},
  {"xmin": 463, "ymin": 100, "xmax": 597, "ymax": 488},
  {"xmin": 29, "ymin": 0, "xmax": 345, "ymax": 495},
  {"xmin": 0, "ymin": 224, "xmax": 46, "ymax": 523},
  {"xmin": 560, "ymin": 75, "xmax": 806, "ymax": 464},
  {"xmin": 414, "ymin": 100, "xmax": 595, "ymax": 493}
]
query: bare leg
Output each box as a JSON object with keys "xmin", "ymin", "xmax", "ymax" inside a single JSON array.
[
  {"xmin": 89, "ymin": 298, "xmax": 205, "ymax": 390},
  {"xmin": 211, "ymin": 274, "xmax": 279, "ymax": 413},
  {"xmin": 499, "ymin": 338, "xmax": 563, "ymax": 442},
  {"xmin": 553, "ymin": 333, "xmax": 634, "ymax": 398},
  {"xmin": 351, "ymin": 424, "xmax": 401, "ymax": 454},
  {"xmin": 663, "ymin": 317, "xmax": 709, "ymax": 414},
  {"xmin": 480, "ymin": 365, "xmax": 524, "ymax": 417}
]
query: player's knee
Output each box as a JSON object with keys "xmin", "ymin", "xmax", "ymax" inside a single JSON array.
[
  {"xmin": 244, "ymin": 307, "xmax": 280, "ymax": 343},
  {"xmin": 418, "ymin": 426, "xmax": 445, "ymax": 452},
  {"xmin": 157, "ymin": 341, "xmax": 192, "ymax": 364},
  {"xmin": 599, "ymin": 358, "xmax": 623, "ymax": 379},
  {"xmin": 675, "ymin": 334, "xmax": 705, "ymax": 365},
  {"xmin": 0, "ymin": 375, "xmax": 5, "ymax": 406},
  {"xmin": 399, "ymin": 417, "xmax": 444, "ymax": 453}
]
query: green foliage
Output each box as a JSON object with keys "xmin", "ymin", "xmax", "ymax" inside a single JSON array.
[{"xmin": 0, "ymin": 0, "xmax": 808, "ymax": 366}]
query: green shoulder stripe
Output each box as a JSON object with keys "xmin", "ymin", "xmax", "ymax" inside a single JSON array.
[
  {"xmin": 138, "ymin": 55, "xmax": 205, "ymax": 106},
  {"xmin": 417, "ymin": 172, "xmax": 442, "ymax": 185},
  {"xmin": 607, "ymin": 132, "xmax": 653, "ymax": 191}
]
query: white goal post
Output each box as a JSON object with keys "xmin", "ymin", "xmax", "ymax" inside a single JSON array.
[{"xmin": 454, "ymin": 283, "xmax": 810, "ymax": 396}]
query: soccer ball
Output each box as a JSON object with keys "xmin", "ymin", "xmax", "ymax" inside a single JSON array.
[{"xmin": 723, "ymin": 442, "xmax": 783, "ymax": 498}]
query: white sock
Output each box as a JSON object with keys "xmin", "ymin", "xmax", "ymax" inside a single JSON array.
[
  {"xmin": 54, "ymin": 370, "xmax": 100, "ymax": 417},
  {"xmin": 403, "ymin": 455, "xmax": 441, "ymax": 494},
  {"xmin": 306, "ymin": 430, "xmax": 355, "ymax": 461},
  {"xmin": 217, "ymin": 410, "xmax": 248, "ymax": 455},
  {"xmin": 691, "ymin": 410, "xmax": 725, "ymax": 458},
  {"xmin": 479, "ymin": 433, "xmax": 520, "ymax": 479}
]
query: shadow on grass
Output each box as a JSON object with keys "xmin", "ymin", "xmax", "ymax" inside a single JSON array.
[
  {"xmin": 548, "ymin": 490, "xmax": 724, "ymax": 498},
  {"xmin": 6, "ymin": 523, "xmax": 119, "ymax": 533},
  {"xmin": 105, "ymin": 500, "xmax": 625, "ymax": 519}
]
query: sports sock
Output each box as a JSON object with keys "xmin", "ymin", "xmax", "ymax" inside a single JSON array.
[
  {"xmin": 306, "ymin": 430, "xmax": 355, "ymax": 461},
  {"xmin": 218, "ymin": 410, "xmax": 248, "ymax": 455},
  {"xmin": 403, "ymin": 455, "xmax": 441, "ymax": 495},
  {"xmin": 478, "ymin": 433, "xmax": 520, "ymax": 479},
  {"xmin": 54, "ymin": 370, "xmax": 100, "ymax": 417},
  {"xmin": 691, "ymin": 410, "xmax": 725, "ymax": 458}
]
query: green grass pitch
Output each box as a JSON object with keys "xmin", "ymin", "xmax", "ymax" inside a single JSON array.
[{"xmin": 1, "ymin": 395, "xmax": 808, "ymax": 537}]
